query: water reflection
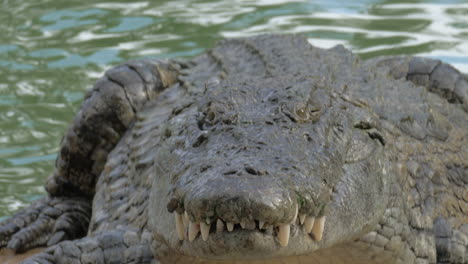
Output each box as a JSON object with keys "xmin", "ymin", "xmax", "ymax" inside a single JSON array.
[{"xmin": 0, "ymin": 0, "xmax": 467, "ymax": 216}]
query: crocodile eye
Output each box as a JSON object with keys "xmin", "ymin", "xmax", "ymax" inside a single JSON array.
[
  {"xmin": 280, "ymin": 101, "xmax": 323, "ymax": 124},
  {"xmin": 295, "ymin": 107, "xmax": 308, "ymax": 119}
]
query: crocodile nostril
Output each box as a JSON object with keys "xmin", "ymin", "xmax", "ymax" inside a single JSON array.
[
  {"xmin": 245, "ymin": 167, "xmax": 258, "ymax": 175},
  {"xmin": 223, "ymin": 170, "xmax": 237, "ymax": 175},
  {"xmin": 244, "ymin": 167, "xmax": 267, "ymax": 175}
]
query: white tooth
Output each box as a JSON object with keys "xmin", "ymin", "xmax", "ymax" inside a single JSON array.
[
  {"xmin": 291, "ymin": 204, "xmax": 298, "ymax": 224},
  {"xmin": 205, "ymin": 218, "xmax": 211, "ymax": 225},
  {"xmin": 312, "ymin": 216, "xmax": 325, "ymax": 241},
  {"xmin": 216, "ymin": 219, "xmax": 224, "ymax": 233},
  {"xmin": 278, "ymin": 224, "xmax": 290, "ymax": 247},
  {"xmin": 227, "ymin": 222, "xmax": 234, "ymax": 232},
  {"xmin": 183, "ymin": 211, "xmax": 189, "ymax": 228},
  {"xmin": 200, "ymin": 222, "xmax": 210, "ymax": 241},
  {"xmin": 304, "ymin": 216, "xmax": 315, "ymax": 233},
  {"xmin": 175, "ymin": 213, "xmax": 185, "ymax": 240},
  {"xmin": 258, "ymin": 221, "xmax": 265, "ymax": 229},
  {"xmin": 188, "ymin": 221, "xmax": 200, "ymax": 241},
  {"xmin": 299, "ymin": 214, "xmax": 306, "ymax": 225},
  {"xmin": 240, "ymin": 220, "xmax": 246, "ymax": 229}
]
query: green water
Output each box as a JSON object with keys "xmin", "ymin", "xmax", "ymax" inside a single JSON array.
[{"xmin": 1, "ymin": 0, "xmax": 467, "ymax": 218}]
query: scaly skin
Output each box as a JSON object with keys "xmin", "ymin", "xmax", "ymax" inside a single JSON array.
[{"xmin": 0, "ymin": 35, "xmax": 466, "ymax": 264}]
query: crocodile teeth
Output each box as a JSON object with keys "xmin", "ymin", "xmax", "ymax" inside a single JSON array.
[
  {"xmin": 304, "ymin": 216, "xmax": 315, "ymax": 233},
  {"xmin": 227, "ymin": 222, "xmax": 234, "ymax": 232},
  {"xmin": 188, "ymin": 221, "xmax": 200, "ymax": 241},
  {"xmin": 299, "ymin": 214, "xmax": 306, "ymax": 225},
  {"xmin": 216, "ymin": 219, "xmax": 224, "ymax": 233},
  {"xmin": 258, "ymin": 220, "xmax": 265, "ymax": 229},
  {"xmin": 312, "ymin": 216, "xmax": 325, "ymax": 241},
  {"xmin": 183, "ymin": 211, "xmax": 189, "ymax": 228},
  {"xmin": 291, "ymin": 204, "xmax": 298, "ymax": 224},
  {"xmin": 175, "ymin": 213, "xmax": 185, "ymax": 240},
  {"xmin": 278, "ymin": 224, "xmax": 290, "ymax": 247},
  {"xmin": 240, "ymin": 220, "xmax": 246, "ymax": 229},
  {"xmin": 200, "ymin": 222, "xmax": 210, "ymax": 241}
]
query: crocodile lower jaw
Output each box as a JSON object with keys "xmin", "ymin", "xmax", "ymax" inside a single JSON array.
[{"xmin": 172, "ymin": 211, "xmax": 326, "ymax": 247}]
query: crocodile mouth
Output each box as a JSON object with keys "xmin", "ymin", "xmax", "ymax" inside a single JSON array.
[{"xmin": 172, "ymin": 208, "xmax": 326, "ymax": 247}]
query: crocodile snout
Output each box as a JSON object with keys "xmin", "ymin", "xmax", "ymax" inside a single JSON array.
[{"xmin": 166, "ymin": 172, "xmax": 327, "ymax": 247}]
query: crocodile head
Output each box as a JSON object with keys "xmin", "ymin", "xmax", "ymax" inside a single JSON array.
[{"xmin": 149, "ymin": 74, "xmax": 393, "ymax": 261}]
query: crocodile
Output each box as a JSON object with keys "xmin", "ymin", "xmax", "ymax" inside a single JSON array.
[{"xmin": 0, "ymin": 34, "xmax": 466, "ymax": 264}]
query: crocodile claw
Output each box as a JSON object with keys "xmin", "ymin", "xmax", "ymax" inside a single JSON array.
[{"xmin": 0, "ymin": 196, "xmax": 91, "ymax": 253}]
